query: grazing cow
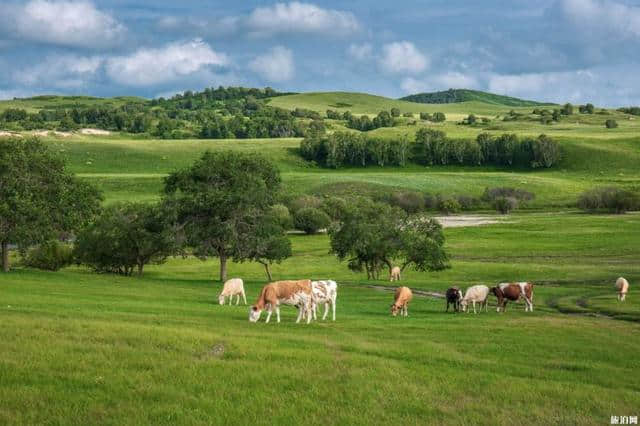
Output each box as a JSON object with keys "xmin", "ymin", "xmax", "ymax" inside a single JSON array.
[
  {"xmin": 389, "ymin": 266, "xmax": 401, "ymax": 282},
  {"xmin": 445, "ymin": 287, "xmax": 463, "ymax": 312},
  {"xmin": 616, "ymin": 277, "xmax": 629, "ymax": 301},
  {"xmin": 491, "ymin": 282, "xmax": 534, "ymax": 312},
  {"xmin": 310, "ymin": 280, "xmax": 338, "ymax": 321},
  {"xmin": 249, "ymin": 280, "xmax": 313, "ymax": 324},
  {"xmin": 391, "ymin": 286, "xmax": 413, "ymax": 317},
  {"xmin": 218, "ymin": 278, "xmax": 246, "ymax": 305},
  {"xmin": 460, "ymin": 285, "xmax": 490, "ymax": 314}
]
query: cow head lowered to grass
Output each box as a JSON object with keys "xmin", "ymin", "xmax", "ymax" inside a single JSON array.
[{"xmin": 248, "ymin": 280, "xmax": 313, "ymax": 323}]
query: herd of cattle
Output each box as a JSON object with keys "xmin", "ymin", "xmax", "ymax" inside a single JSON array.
[{"xmin": 216, "ymin": 274, "xmax": 631, "ymax": 323}]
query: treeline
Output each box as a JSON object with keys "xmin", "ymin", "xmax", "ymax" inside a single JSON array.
[
  {"xmin": 618, "ymin": 107, "xmax": 640, "ymax": 116},
  {"xmin": 299, "ymin": 129, "xmax": 560, "ymax": 169}
]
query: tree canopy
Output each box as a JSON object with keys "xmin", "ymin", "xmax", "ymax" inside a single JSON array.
[{"xmin": 0, "ymin": 137, "xmax": 102, "ymax": 272}]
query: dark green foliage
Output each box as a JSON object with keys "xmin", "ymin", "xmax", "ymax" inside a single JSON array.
[
  {"xmin": 482, "ymin": 187, "xmax": 535, "ymax": 203},
  {"xmin": 579, "ymin": 103, "xmax": 595, "ymax": 114},
  {"xmin": 22, "ymin": 240, "xmax": 73, "ymax": 271},
  {"xmin": 402, "ymin": 112, "xmax": 414, "ymax": 118},
  {"xmin": 605, "ymin": 119, "xmax": 618, "ymax": 129},
  {"xmin": 493, "ymin": 197, "xmax": 518, "ymax": 214},
  {"xmin": 300, "ymin": 132, "xmax": 409, "ymax": 168},
  {"xmin": 0, "ymin": 137, "xmax": 102, "ymax": 272},
  {"xmin": 419, "ymin": 112, "xmax": 446, "ymax": 122},
  {"xmin": 326, "ymin": 109, "xmax": 342, "ymax": 119},
  {"xmin": 562, "ymin": 103, "xmax": 574, "ymax": 115},
  {"xmin": 455, "ymin": 195, "xmax": 481, "ymax": 211},
  {"xmin": 577, "ymin": 187, "xmax": 639, "ymax": 214},
  {"xmin": 328, "ymin": 198, "xmax": 448, "ymax": 279},
  {"xmin": 390, "ymin": 108, "xmax": 401, "ymax": 117},
  {"xmin": 388, "ymin": 191, "xmax": 425, "ymax": 213},
  {"xmin": 400, "ymin": 89, "xmax": 550, "ymax": 106},
  {"xmin": 617, "ymin": 106, "xmax": 640, "ymax": 116},
  {"xmin": 436, "ymin": 197, "xmax": 461, "ymax": 215},
  {"xmin": 269, "ymin": 204, "xmax": 293, "ymax": 230},
  {"xmin": 239, "ymin": 212, "xmax": 291, "ymax": 280},
  {"xmin": 164, "ymin": 151, "xmax": 281, "ymax": 281},
  {"xmin": 294, "ymin": 208, "xmax": 331, "ymax": 234},
  {"xmin": 74, "ymin": 202, "xmax": 179, "ymax": 276}
]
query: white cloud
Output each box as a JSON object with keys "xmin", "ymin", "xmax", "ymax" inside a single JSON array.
[
  {"xmin": 488, "ymin": 70, "xmax": 596, "ymax": 103},
  {"xmin": 561, "ymin": 0, "xmax": 640, "ymax": 39},
  {"xmin": 347, "ymin": 43, "xmax": 373, "ymax": 61},
  {"xmin": 249, "ymin": 46, "xmax": 295, "ymax": 82},
  {"xmin": 106, "ymin": 39, "xmax": 229, "ymax": 86},
  {"xmin": 246, "ymin": 2, "xmax": 359, "ymax": 36},
  {"xmin": 379, "ymin": 42, "xmax": 428, "ymax": 74},
  {"xmin": 14, "ymin": 55, "xmax": 103, "ymax": 89},
  {"xmin": 400, "ymin": 72, "xmax": 479, "ymax": 94},
  {"xmin": 9, "ymin": 0, "xmax": 125, "ymax": 47}
]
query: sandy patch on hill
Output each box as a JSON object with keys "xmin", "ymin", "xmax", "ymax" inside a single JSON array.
[
  {"xmin": 80, "ymin": 128, "xmax": 111, "ymax": 135},
  {"xmin": 434, "ymin": 215, "xmax": 512, "ymax": 228},
  {"xmin": 0, "ymin": 131, "xmax": 22, "ymax": 138}
]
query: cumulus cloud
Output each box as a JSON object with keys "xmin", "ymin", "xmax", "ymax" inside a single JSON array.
[
  {"xmin": 105, "ymin": 39, "xmax": 229, "ymax": 86},
  {"xmin": 245, "ymin": 2, "xmax": 359, "ymax": 36},
  {"xmin": 400, "ymin": 72, "xmax": 479, "ymax": 94},
  {"xmin": 347, "ymin": 43, "xmax": 373, "ymax": 61},
  {"xmin": 379, "ymin": 42, "xmax": 428, "ymax": 74},
  {"xmin": 14, "ymin": 55, "xmax": 103, "ymax": 89},
  {"xmin": 560, "ymin": 0, "xmax": 640, "ymax": 39},
  {"xmin": 488, "ymin": 70, "xmax": 596, "ymax": 103},
  {"xmin": 248, "ymin": 46, "xmax": 295, "ymax": 82},
  {"xmin": 5, "ymin": 0, "xmax": 125, "ymax": 48}
]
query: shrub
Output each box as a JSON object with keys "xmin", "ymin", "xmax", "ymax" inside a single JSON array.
[
  {"xmin": 605, "ymin": 119, "xmax": 618, "ymax": 129},
  {"xmin": 320, "ymin": 197, "xmax": 349, "ymax": 221},
  {"xmin": 578, "ymin": 187, "xmax": 639, "ymax": 214},
  {"xmin": 456, "ymin": 195, "xmax": 481, "ymax": 211},
  {"xmin": 269, "ymin": 204, "xmax": 293, "ymax": 230},
  {"xmin": 22, "ymin": 240, "xmax": 73, "ymax": 271},
  {"xmin": 389, "ymin": 191, "xmax": 425, "ymax": 213},
  {"xmin": 294, "ymin": 208, "xmax": 331, "ymax": 234},
  {"xmin": 482, "ymin": 187, "xmax": 535, "ymax": 203},
  {"xmin": 437, "ymin": 197, "xmax": 461, "ymax": 215},
  {"xmin": 493, "ymin": 197, "xmax": 518, "ymax": 214}
]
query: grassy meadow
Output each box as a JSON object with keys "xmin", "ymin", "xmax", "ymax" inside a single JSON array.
[{"xmin": 1, "ymin": 91, "xmax": 640, "ymax": 425}]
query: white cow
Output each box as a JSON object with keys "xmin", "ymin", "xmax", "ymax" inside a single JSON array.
[
  {"xmin": 310, "ymin": 280, "xmax": 338, "ymax": 321},
  {"xmin": 616, "ymin": 277, "xmax": 629, "ymax": 301},
  {"xmin": 218, "ymin": 278, "xmax": 247, "ymax": 305},
  {"xmin": 460, "ymin": 285, "xmax": 490, "ymax": 314}
]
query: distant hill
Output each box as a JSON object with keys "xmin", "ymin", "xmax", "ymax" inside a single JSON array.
[{"xmin": 400, "ymin": 89, "xmax": 553, "ymax": 107}]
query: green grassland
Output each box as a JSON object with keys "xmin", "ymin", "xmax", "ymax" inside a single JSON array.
[
  {"xmin": 2, "ymin": 91, "xmax": 640, "ymax": 424},
  {"xmin": 0, "ymin": 95, "xmax": 146, "ymax": 113}
]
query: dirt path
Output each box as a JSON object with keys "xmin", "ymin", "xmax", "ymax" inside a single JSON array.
[{"xmin": 433, "ymin": 215, "xmax": 513, "ymax": 228}]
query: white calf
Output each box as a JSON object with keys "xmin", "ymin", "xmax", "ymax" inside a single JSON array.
[
  {"xmin": 218, "ymin": 278, "xmax": 247, "ymax": 305},
  {"xmin": 460, "ymin": 285, "xmax": 490, "ymax": 314}
]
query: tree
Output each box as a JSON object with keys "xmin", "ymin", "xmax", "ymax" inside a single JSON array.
[
  {"xmin": 240, "ymin": 213, "xmax": 291, "ymax": 280},
  {"xmin": 562, "ymin": 103, "xmax": 574, "ymax": 115},
  {"xmin": 74, "ymin": 202, "xmax": 179, "ymax": 276},
  {"xmin": 390, "ymin": 108, "xmax": 401, "ymax": 117},
  {"xmin": 164, "ymin": 151, "xmax": 281, "ymax": 281},
  {"xmin": 294, "ymin": 208, "xmax": 330, "ymax": 234},
  {"xmin": 605, "ymin": 119, "xmax": 618, "ymax": 129},
  {"xmin": 0, "ymin": 137, "xmax": 102, "ymax": 272},
  {"xmin": 329, "ymin": 198, "xmax": 448, "ymax": 279}
]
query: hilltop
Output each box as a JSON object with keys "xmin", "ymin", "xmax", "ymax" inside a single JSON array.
[{"xmin": 400, "ymin": 89, "xmax": 553, "ymax": 107}]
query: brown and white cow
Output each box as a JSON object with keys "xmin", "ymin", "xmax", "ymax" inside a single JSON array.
[
  {"xmin": 491, "ymin": 282, "xmax": 534, "ymax": 312},
  {"xmin": 391, "ymin": 286, "xmax": 412, "ymax": 317},
  {"xmin": 249, "ymin": 280, "xmax": 313, "ymax": 324}
]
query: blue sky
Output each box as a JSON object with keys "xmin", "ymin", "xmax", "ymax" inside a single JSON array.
[{"xmin": 1, "ymin": 0, "xmax": 639, "ymax": 106}]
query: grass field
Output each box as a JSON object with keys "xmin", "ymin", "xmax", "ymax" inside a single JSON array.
[
  {"xmin": 1, "ymin": 213, "xmax": 639, "ymax": 425},
  {"xmin": 2, "ymin": 92, "xmax": 640, "ymax": 424}
]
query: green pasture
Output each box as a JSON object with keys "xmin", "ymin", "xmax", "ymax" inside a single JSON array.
[{"xmin": 1, "ymin": 213, "xmax": 639, "ymax": 425}]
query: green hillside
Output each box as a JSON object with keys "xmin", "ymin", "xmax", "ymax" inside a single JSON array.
[{"xmin": 400, "ymin": 89, "xmax": 553, "ymax": 107}]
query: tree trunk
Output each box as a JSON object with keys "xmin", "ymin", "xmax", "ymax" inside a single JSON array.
[
  {"xmin": 219, "ymin": 254, "xmax": 227, "ymax": 282},
  {"xmin": 1, "ymin": 241, "xmax": 8, "ymax": 273},
  {"xmin": 263, "ymin": 263, "xmax": 273, "ymax": 281},
  {"xmin": 137, "ymin": 262, "xmax": 144, "ymax": 276}
]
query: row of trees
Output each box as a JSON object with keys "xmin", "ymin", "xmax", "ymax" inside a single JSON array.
[{"xmin": 299, "ymin": 129, "xmax": 561, "ymax": 169}]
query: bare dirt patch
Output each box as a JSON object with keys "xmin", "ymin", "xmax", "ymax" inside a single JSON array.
[
  {"xmin": 80, "ymin": 128, "xmax": 111, "ymax": 135},
  {"xmin": 434, "ymin": 215, "xmax": 512, "ymax": 228},
  {"xmin": 33, "ymin": 130, "xmax": 73, "ymax": 138},
  {"xmin": 0, "ymin": 131, "xmax": 22, "ymax": 138}
]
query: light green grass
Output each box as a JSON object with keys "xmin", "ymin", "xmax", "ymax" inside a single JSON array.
[{"xmin": 1, "ymin": 213, "xmax": 639, "ymax": 425}]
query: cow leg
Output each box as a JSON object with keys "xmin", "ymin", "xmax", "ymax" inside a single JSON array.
[
  {"xmin": 242, "ymin": 290, "xmax": 247, "ymax": 305},
  {"xmin": 621, "ymin": 293, "xmax": 626, "ymax": 301},
  {"xmin": 322, "ymin": 303, "xmax": 329, "ymax": 321},
  {"xmin": 332, "ymin": 299, "xmax": 336, "ymax": 321},
  {"xmin": 295, "ymin": 306, "xmax": 303, "ymax": 323},
  {"xmin": 235, "ymin": 294, "xmax": 240, "ymax": 305},
  {"xmin": 265, "ymin": 307, "xmax": 272, "ymax": 323},
  {"xmin": 473, "ymin": 300, "xmax": 477, "ymax": 314},
  {"xmin": 306, "ymin": 303, "xmax": 312, "ymax": 324},
  {"xmin": 404, "ymin": 304, "xmax": 409, "ymax": 317}
]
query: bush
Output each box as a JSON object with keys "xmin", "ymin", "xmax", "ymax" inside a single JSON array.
[
  {"xmin": 269, "ymin": 204, "xmax": 293, "ymax": 230},
  {"xmin": 455, "ymin": 195, "xmax": 481, "ymax": 211},
  {"xmin": 320, "ymin": 197, "xmax": 349, "ymax": 221},
  {"xmin": 388, "ymin": 191, "xmax": 425, "ymax": 213},
  {"xmin": 493, "ymin": 197, "xmax": 518, "ymax": 214},
  {"xmin": 288, "ymin": 195, "xmax": 322, "ymax": 214},
  {"xmin": 482, "ymin": 187, "xmax": 535, "ymax": 203},
  {"xmin": 578, "ymin": 187, "xmax": 639, "ymax": 214},
  {"xmin": 22, "ymin": 240, "xmax": 73, "ymax": 271},
  {"xmin": 294, "ymin": 207, "xmax": 331, "ymax": 234},
  {"xmin": 605, "ymin": 119, "xmax": 618, "ymax": 129},
  {"xmin": 437, "ymin": 197, "xmax": 460, "ymax": 215}
]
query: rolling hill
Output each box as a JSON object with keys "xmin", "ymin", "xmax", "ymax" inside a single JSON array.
[{"xmin": 400, "ymin": 89, "xmax": 553, "ymax": 107}]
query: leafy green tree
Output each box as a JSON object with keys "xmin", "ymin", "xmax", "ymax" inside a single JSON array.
[
  {"xmin": 390, "ymin": 108, "xmax": 401, "ymax": 117},
  {"xmin": 294, "ymin": 208, "xmax": 331, "ymax": 234},
  {"xmin": 164, "ymin": 151, "xmax": 281, "ymax": 281},
  {"xmin": 74, "ymin": 202, "xmax": 179, "ymax": 276},
  {"xmin": 240, "ymin": 213, "xmax": 291, "ymax": 280},
  {"xmin": 605, "ymin": 119, "xmax": 618, "ymax": 129},
  {"xmin": 329, "ymin": 198, "xmax": 448, "ymax": 279},
  {"xmin": 0, "ymin": 137, "xmax": 102, "ymax": 272},
  {"xmin": 562, "ymin": 103, "xmax": 574, "ymax": 115}
]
